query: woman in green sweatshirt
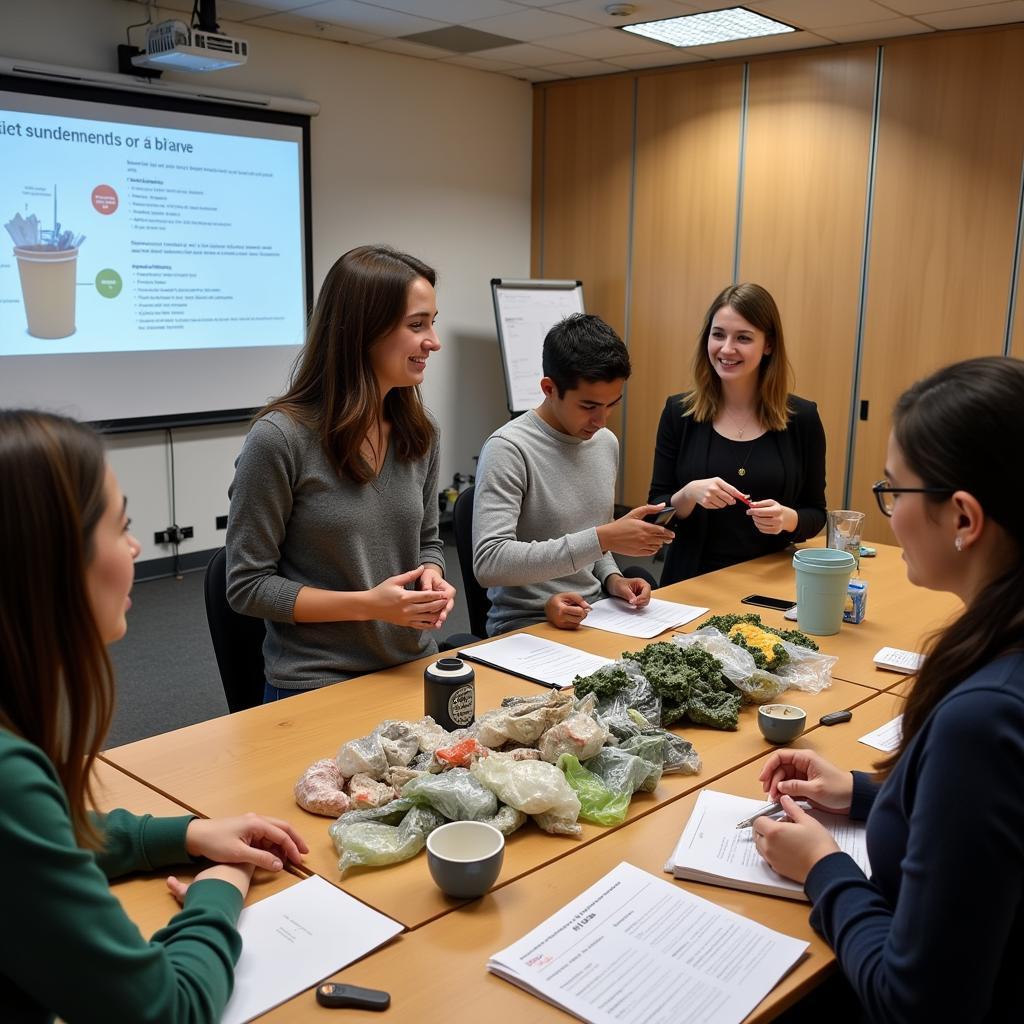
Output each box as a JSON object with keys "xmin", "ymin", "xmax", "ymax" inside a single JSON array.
[{"xmin": 0, "ymin": 410, "xmax": 308, "ymax": 1023}]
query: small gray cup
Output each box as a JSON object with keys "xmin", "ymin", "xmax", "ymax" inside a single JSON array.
[
  {"xmin": 426, "ymin": 821, "xmax": 505, "ymax": 899},
  {"xmin": 758, "ymin": 704, "xmax": 807, "ymax": 744}
]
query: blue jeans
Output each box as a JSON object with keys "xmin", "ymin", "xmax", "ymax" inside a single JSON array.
[{"xmin": 263, "ymin": 681, "xmax": 302, "ymax": 703}]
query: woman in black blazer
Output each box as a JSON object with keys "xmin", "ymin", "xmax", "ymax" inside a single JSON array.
[{"xmin": 648, "ymin": 283, "xmax": 826, "ymax": 585}]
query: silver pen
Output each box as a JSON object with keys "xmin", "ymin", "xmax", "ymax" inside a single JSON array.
[{"xmin": 735, "ymin": 800, "xmax": 784, "ymax": 829}]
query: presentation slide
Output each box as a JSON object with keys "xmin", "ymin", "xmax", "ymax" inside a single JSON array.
[
  {"xmin": 0, "ymin": 83, "xmax": 309, "ymax": 425},
  {"xmin": 0, "ymin": 100, "xmax": 304, "ymax": 353}
]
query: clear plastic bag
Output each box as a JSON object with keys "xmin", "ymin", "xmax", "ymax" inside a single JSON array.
[
  {"xmin": 584, "ymin": 745, "xmax": 662, "ymax": 795},
  {"xmin": 471, "ymin": 753, "xmax": 581, "ymax": 835},
  {"xmin": 347, "ymin": 773, "xmax": 397, "ymax": 809},
  {"xmin": 537, "ymin": 700, "xmax": 609, "ymax": 764},
  {"xmin": 400, "ymin": 766, "xmax": 498, "ymax": 821},
  {"xmin": 479, "ymin": 802, "xmax": 528, "ymax": 836},
  {"xmin": 475, "ymin": 690, "xmax": 575, "ymax": 748},
  {"xmin": 329, "ymin": 803, "xmax": 445, "ymax": 874},
  {"xmin": 576, "ymin": 660, "xmax": 663, "ymax": 727},
  {"xmin": 336, "ymin": 731, "xmax": 389, "ymax": 780},
  {"xmin": 294, "ymin": 757, "xmax": 351, "ymax": 817},
  {"xmin": 636, "ymin": 728, "xmax": 701, "ymax": 775},
  {"xmin": 557, "ymin": 754, "xmax": 630, "ymax": 826}
]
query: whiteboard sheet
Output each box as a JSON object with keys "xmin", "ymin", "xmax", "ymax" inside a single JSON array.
[{"xmin": 492, "ymin": 280, "xmax": 585, "ymax": 413}]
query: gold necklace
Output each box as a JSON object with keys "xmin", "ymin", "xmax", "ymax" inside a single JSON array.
[
  {"xmin": 736, "ymin": 439, "xmax": 754, "ymax": 478},
  {"xmin": 724, "ymin": 408, "xmax": 756, "ymax": 439}
]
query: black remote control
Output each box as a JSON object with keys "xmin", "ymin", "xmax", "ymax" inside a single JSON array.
[
  {"xmin": 819, "ymin": 710, "xmax": 853, "ymax": 726},
  {"xmin": 315, "ymin": 983, "xmax": 390, "ymax": 1010}
]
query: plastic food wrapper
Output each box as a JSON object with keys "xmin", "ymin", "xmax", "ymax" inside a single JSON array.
[
  {"xmin": 584, "ymin": 745, "xmax": 662, "ymax": 795},
  {"xmin": 634, "ymin": 728, "xmax": 701, "ymax": 775},
  {"xmin": 405, "ymin": 716, "xmax": 453, "ymax": 753},
  {"xmin": 400, "ymin": 766, "xmax": 498, "ymax": 821},
  {"xmin": 471, "ymin": 753, "xmax": 581, "ymax": 835},
  {"xmin": 386, "ymin": 765, "xmax": 428, "ymax": 789},
  {"xmin": 557, "ymin": 754, "xmax": 631, "ymax": 826},
  {"xmin": 475, "ymin": 690, "xmax": 575, "ymax": 748},
  {"xmin": 435, "ymin": 737, "xmax": 488, "ymax": 768},
  {"xmin": 478, "ymin": 802, "xmax": 528, "ymax": 836},
  {"xmin": 329, "ymin": 804, "xmax": 446, "ymax": 873},
  {"xmin": 671, "ymin": 627, "xmax": 836, "ymax": 699},
  {"xmin": 336, "ymin": 731, "xmax": 388, "ymax": 780},
  {"xmin": 347, "ymin": 772, "xmax": 397, "ymax": 809},
  {"xmin": 575, "ymin": 660, "xmax": 663, "ymax": 727},
  {"xmin": 538, "ymin": 700, "xmax": 609, "ymax": 764},
  {"xmin": 376, "ymin": 720, "xmax": 423, "ymax": 766},
  {"xmin": 294, "ymin": 757, "xmax": 352, "ymax": 817}
]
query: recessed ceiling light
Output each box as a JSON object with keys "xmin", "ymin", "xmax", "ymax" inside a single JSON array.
[{"xmin": 622, "ymin": 7, "xmax": 795, "ymax": 48}]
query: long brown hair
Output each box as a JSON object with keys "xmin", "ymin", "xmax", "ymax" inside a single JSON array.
[
  {"xmin": 0, "ymin": 410, "xmax": 114, "ymax": 848},
  {"xmin": 260, "ymin": 244, "xmax": 437, "ymax": 484},
  {"xmin": 683, "ymin": 283, "xmax": 793, "ymax": 431},
  {"xmin": 878, "ymin": 357, "xmax": 1024, "ymax": 774}
]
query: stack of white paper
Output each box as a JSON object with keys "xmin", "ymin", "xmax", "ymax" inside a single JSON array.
[
  {"xmin": 488, "ymin": 861, "xmax": 809, "ymax": 1024},
  {"xmin": 222, "ymin": 875, "xmax": 403, "ymax": 1024},
  {"xmin": 858, "ymin": 715, "xmax": 903, "ymax": 752},
  {"xmin": 460, "ymin": 634, "xmax": 612, "ymax": 689},
  {"xmin": 873, "ymin": 646, "xmax": 924, "ymax": 673},
  {"xmin": 581, "ymin": 597, "xmax": 708, "ymax": 638},
  {"xmin": 666, "ymin": 790, "xmax": 870, "ymax": 901}
]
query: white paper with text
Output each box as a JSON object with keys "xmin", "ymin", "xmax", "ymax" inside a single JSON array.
[
  {"xmin": 582, "ymin": 597, "xmax": 708, "ymax": 639},
  {"xmin": 460, "ymin": 634, "xmax": 612, "ymax": 689},
  {"xmin": 488, "ymin": 861, "xmax": 808, "ymax": 1024}
]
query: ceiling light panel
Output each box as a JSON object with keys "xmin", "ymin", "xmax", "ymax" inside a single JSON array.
[{"xmin": 623, "ymin": 7, "xmax": 795, "ymax": 48}]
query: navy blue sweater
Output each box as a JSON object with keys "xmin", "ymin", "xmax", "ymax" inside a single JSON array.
[{"xmin": 805, "ymin": 653, "xmax": 1024, "ymax": 1022}]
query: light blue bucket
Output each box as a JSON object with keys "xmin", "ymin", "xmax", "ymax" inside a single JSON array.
[{"xmin": 793, "ymin": 548, "xmax": 856, "ymax": 636}]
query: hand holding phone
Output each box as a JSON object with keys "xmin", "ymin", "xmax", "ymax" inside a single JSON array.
[{"xmin": 644, "ymin": 506, "xmax": 677, "ymax": 527}]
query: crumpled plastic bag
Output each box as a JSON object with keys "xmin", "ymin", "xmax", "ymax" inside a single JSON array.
[
  {"xmin": 400, "ymin": 766, "xmax": 498, "ymax": 821},
  {"xmin": 671, "ymin": 627, "xmax": 836, "ymax": 700},
  {"xmin": 336, "ymin": 720, "xmax": 432, "ymax": 781},
  {"xmin": 471, "ymin": 753, "xmax": 581, "ymax": 835},
  {"xmin": 329, "ymin": 803, "xmax": 445, "ymax": 873},
  {"xmin": 476, "ymin": 690, "xmax": 575, "ymax": 748},
  {"xmin": 557, "ymin": 754, "xmax": 630, "ymax": 826},
  {"xmin": 347, "ymin": 773, "xmax": 397, "ymax": 809},
  {"xmin": 479, "ymin": 802, "xmax": 528, "ymax": 836},
  {"xmin": 584, "ymin": 745, "xmax": 662, "ymax": 795},
  {"xmin": 405, "ymin": 716, "xmax": 453, "ymax": 753},
  {"xmin": 538, "ymin": 694, "xmax": 609, "ymax": 764},
  {"xmin": 635, "ymin": 728, "xmax": 701, "ymax": 775},
  {"xmin": 434, "ymin": 737, "xmax": 488, "ymax": 768},
  {"xmin": 294, "ymin": 757, "xmax": 352, "ymax": 817},
  {"xmin": 577, "ymin": 660, "xmax": 663, "ymax": 728},
  {"xmin": 336, "ymin": 730, "xmax": 389, "ymax": 780}
]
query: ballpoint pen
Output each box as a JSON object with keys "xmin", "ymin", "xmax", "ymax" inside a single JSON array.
[{"xmin": 735, "ymin": 800, "xmax": 784, "ymax": 829}]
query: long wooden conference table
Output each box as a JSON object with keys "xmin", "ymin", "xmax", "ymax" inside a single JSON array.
[{"xmin": 99, "ymin": 542, "xmax": 957, "ymax": 1021}]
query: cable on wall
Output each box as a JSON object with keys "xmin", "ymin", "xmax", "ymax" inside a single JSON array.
[
  {"xmin": 1003, "ymin": 149, "xmax": 1024, "ymax": 356},
  {"xmin": 731, "ymin": 63, "xmax": 750, "ymax": 285}
]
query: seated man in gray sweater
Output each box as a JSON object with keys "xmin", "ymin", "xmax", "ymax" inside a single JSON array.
[{"xmin": 473, "ymin": 314, "xmax": 675, "ymax": 636}]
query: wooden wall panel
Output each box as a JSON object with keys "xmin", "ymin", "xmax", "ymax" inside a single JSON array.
[
  {"xmin": 530, "ymin": 87, "xmax": 544, "ymax": 278},
  {"xmin": 537, "ymin": 77, "xmax": 635, "ymax": 337},
  {"xmin": 1013, "ymin": 237, "xmax": 1024, "ymax": 359},
  {"xmin": 851, "ymin": 29, "xmax": 1024, "ymax": 542},
  {"xmin": 623, "ymin": 64, "xmax": 744, "ymax": 506},
  {"xmin": 739, "ymin": 49, "xmax": 876, "ymax": 512}
]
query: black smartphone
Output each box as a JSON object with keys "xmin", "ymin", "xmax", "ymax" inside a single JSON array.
[
  {"xmin": 644, "ymin": 507, "xmax": 677, "ymax": 527},
  {"xmin": 741, "ymin": 594, "xmax": 796, "ymax": 611}
]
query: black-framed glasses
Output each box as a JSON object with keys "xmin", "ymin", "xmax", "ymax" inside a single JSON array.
[{"xmin": 872, "ymin": 480, "xmax": 955, "ymax": 518}]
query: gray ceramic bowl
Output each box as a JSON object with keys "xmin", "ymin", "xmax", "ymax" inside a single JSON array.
[
  {"xmin": 757, "ymin": 703, "xmax": 807, "ymax": 744},
  {"xmin": 426, "ymin": 821, "xmax": 505, "ymax": 899}
]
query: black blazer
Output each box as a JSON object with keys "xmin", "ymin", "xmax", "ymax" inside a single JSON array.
[{"xmin": 648, "ymin": 393, "xmax": 827, "ymax": 585}]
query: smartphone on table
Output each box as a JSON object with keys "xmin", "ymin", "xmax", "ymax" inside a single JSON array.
[{"xmin": 741, "ymin": 594, "xmax": 796, "ymax": 612}]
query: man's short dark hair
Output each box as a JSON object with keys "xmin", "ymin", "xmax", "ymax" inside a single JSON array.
[{"xmin": 542, "ymin": 314, "xmax": 631, "ymax": 397}]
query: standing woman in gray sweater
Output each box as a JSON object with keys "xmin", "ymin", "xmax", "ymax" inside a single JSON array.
[{"xmin": 227, "ymin": 245, "xmax": 456, "ymax": 701}]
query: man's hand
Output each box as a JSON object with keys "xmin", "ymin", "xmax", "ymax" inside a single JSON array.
[
  {"xmin": 605, "ymin": 574, "xmax": 651, "ymax": 608},
  {"xmin": 596, "ymin": 504, "xmax": 675, "ymax": 557},
  {"xmin": 545, "ymin": 592, "xmax": 591, "ymax": 629}
]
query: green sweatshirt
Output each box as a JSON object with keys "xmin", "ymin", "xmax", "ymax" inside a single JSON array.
[{"xmin": 0, "ymin": 729, "xmax": 244, "ymax": 1023}]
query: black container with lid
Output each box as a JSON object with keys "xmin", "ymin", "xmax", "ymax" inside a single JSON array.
[{"xmin": 424, "ymin": 657, "xmax": 475, "ymax": 731}]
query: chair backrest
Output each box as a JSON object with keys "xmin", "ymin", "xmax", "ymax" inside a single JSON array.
[
  {"xmin": 452, "ymin": 486, "xmax": 491, "ymax": 639},
  {"xmin": 203, "ymin": 547, "xmax": 267, "ymax": 713}
]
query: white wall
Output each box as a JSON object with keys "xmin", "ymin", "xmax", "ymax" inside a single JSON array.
[{"xmin": 1, "ymin": 0, "xmax": 532, "ymax": 566}]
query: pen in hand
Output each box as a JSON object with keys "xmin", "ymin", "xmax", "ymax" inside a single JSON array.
[{"xmin": 735, "ymin": 800, "xmax": 784, "ymax": 829}]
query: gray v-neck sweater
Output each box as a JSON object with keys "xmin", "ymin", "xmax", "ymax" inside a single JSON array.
[{"xmin": 226, "ymin": 410, "xmax": 443, "ymax": 690}]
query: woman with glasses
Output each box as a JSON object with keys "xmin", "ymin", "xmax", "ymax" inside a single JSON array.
[
  {"xmin": 648, "ymin": 283, "xmax": 826, "ymax": 584},
  {"xmin": 752, "ymin": 356, "xmax": 1024, "ymax": 1022}
]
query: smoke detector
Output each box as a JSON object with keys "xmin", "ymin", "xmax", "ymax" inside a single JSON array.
[{"xmin": 605, "ymin": 3, "xmax": 638, "ymax": 15}]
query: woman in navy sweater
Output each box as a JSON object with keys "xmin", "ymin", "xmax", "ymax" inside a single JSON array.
[{"xmin": 755, "ymin": 357, "xmax": 1024, "ymax": 1022}]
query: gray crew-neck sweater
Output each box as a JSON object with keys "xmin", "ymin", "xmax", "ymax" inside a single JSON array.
[
  {"xmin": 472, "ymin": 410, "xmax": 620, "ymax": 636},
  {"xmin": 226, "ymin": 410, "xmax": 443, "ymax": 690}
]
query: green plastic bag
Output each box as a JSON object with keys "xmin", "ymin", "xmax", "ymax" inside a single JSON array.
[{"xmin": 557, "ymin": 754, "xmax": 630, "ymax": 826}]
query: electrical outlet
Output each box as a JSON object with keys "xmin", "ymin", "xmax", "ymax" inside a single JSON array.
[
  {"xmin": 154, "ymin": 525, "xmax": 193, "ymax": 545},
  {"xmin": 216, "ymin": 515, "xmax": 228, "ymax": 530},
  {"xmin": 181, "ymin": 526, "xmax": 194, "ymax": 540}
]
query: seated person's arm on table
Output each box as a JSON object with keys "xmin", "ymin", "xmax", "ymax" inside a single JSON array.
[{"xmin": 472, "ymin": 438, "xmax": 602, "ymax": 588}]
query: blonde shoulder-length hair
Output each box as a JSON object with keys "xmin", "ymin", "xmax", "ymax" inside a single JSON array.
[{"xmin": 683, "ymin": 283, "xmax": 793, "ymax": 432}]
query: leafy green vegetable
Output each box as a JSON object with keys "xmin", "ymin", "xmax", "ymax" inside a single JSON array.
[
  {"xmin": 623, "ymin": 642, "xmax": 740, "ymax": 730},
  {"xmin": 703, "ymin": 612, "xmax": 819, "ymax": 652},
  {"xmin": 571, "ymin": 665, "xmax": 634, "ymax": 702}
]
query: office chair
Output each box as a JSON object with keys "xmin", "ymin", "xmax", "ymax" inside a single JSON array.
[
  {"xmin": 451, "ymin": 485, "xmax": 491, "ymax": 642},
  {"xmin": 203, "ymin": 546, "xmax": 267, "ymax": 713}
]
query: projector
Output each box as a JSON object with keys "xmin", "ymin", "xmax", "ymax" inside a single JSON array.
[{"xmin": 131, "ymin": 20, "xmax": 248, "ymax": 73}]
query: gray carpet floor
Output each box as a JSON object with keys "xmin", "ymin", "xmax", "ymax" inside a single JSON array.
[{"xmin": 106, "ymin": 538, "xmax": 660, "ymax": 747}]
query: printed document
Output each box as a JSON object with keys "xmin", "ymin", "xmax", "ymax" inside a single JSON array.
[
  {"xmin": 858, "ymin": 714, "xmax": 903, "ymax": 752},
  {"xmin": 582, "ymin": 597, "xmax": 708, "ymax": 639},
  {"xmin": 488, "ymin": 861, "xmax": 808, "ymax": 1024},
  {"xmin": 460, "ymin": 634, "xmax": 612, "ymax": 689},
  {"xmin": 222, "ymin": 874, "xmax": 402, "ymax": 1024},
  {"xmin": 667, "ymin": 790, "xmax": 870, "ymax": 901}
]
